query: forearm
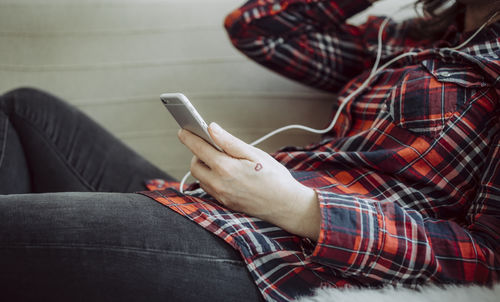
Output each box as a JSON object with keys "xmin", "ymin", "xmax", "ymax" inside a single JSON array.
[
  {"xmin": 224, "ymin": 0, "xmax": 375, "ymax": 92},
  {"xmin": 306, "ymin": 190, "xmax": 500, "ymax": 284}
]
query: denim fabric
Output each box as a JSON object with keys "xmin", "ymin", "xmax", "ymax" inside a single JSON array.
[
  {"xmin": 0, "ymin": 110, "xmax": 30, "ymax": 194},
  {"xmin": 0, "ymin": 192, "xmax": 262, "ymax": 301},
  {"xmin": 0, "ymin": 87, "xmax": 174, "ymax": 193},
  {"xmin": 0, "ymin": 88, "xmax": 262, "ymax": 301}
]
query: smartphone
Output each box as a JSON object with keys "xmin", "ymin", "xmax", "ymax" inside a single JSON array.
[{"xmin": 160, "ymin": 93, "xmax": 223, "ymax": 152}]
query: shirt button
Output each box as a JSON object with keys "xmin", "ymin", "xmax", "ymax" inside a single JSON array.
[
  {"xmin": 480, "ymin": 82, "xmax": 487, "ymax": 87},
  {"xmin": 439, "ymin": 71, "xmax": 451, "ymax": 77}
]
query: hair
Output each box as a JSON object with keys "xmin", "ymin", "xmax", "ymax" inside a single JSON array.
[{"xmin": 410, "ymin": 0, "xmax": 500, "ymax": 40}]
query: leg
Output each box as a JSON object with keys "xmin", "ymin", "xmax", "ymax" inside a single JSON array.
[
  {"xmin": 0, "ymin": 193, "xmax": 263, "ymax": 301},
  {"xmin": 0, "ymin": 111, "xmax": 31, "ymax": 194},
  {"xmin": 0, "ymin": 87, "xmax": 174, "ymax": 193}
]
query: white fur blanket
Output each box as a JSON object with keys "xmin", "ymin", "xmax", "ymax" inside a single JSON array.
[{"xmin": 296, "ymin": 284, "xmax": 500, "ymax": 302}]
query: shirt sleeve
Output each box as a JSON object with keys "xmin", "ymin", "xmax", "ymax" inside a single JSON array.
[
  {"xmin": 307, "ymin": 141, "xmax": 500, "ymax": 284},
  {"xmin": 224, "ymin": 0, "xmax": 376, "ymax": 93}
]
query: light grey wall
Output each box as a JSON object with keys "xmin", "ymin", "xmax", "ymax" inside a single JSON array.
[{"xmin": 0, "ymin": 0, "xmax": 416, "ymax": 179}]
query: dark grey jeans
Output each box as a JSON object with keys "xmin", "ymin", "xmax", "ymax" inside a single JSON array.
[{"xmin": 0, "ymin": 88, "xmax": 262, "ymax": 301}]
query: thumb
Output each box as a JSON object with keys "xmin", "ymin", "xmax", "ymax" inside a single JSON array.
[{"xmin": 208, "ymin": 122, "xmax": 255, "ymax": 160}]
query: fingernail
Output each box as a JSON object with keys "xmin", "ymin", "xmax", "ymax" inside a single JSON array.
[
  {"xmin": 210, "ymin": 122, "xmax": 222, "ymax": 135},
  {"xmin": 178, "ymin": 129, "xmax": 184, "ymax": 140}
]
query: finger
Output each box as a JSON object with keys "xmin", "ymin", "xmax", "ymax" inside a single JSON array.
[
  {"xmin": 198, "ymin": 183, "xmax": 223, "ymax": 205},
  {"xmin": 190, "ymin": 155, "xmax": 209, "ymax": 169},
  {"xmin": 191, "ymin": 158, "xmax": 226, "ymax": 204},
  {"xmin": 178, "ymin": 129, "xmax": 224, "ymax": 168},
  {"xmin": 208, "ymin": 122, "xmax": 257, "ymax": 160},
  {"xmin": 190, "ymin": 156, "xmax": 214, "ymax": 185}
]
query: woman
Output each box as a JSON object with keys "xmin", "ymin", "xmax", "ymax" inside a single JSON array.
[{"xmin": 0, "ymin": 0, "xmax": 499, "ymax": 301}]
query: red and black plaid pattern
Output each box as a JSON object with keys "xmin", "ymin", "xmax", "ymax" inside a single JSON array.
[{"xmin": 141, "ymin": 1, "xmax": 500, "ymax": 301}]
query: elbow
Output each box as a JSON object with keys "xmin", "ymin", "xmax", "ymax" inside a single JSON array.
[{"xmin": 224, "ymin": 8, "xmax": 246, "ymax": 41}]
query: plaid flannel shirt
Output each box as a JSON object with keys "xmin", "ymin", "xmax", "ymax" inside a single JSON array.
[{"xmin": 141, "ymin": 0, "xmax": 500, "ymax": 300}]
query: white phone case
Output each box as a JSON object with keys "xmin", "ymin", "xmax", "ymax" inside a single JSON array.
[{"xmin": 160, "ymin": 93, "xmax": 222, "ymax": 152}]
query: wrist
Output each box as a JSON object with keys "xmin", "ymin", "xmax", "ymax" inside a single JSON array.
[
  {"xmin": 258, "ymin": 182, "xmax": 321, "ymax": 241},
  {"xmin": 285, "ymin": 185, "xmax": 321, "ymax": 241}
]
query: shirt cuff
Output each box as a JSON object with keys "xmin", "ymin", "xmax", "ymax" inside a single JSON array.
[{"xmin": 302, "ymin": 189, "xmax": 382, "ymax": 276}]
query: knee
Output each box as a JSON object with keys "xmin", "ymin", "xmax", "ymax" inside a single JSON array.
[
  {"xmin": 0, "ymin": 87, "xmax": 71, "ymax": 116},
  {"xmin": 2, "ymin": 87, "xmax": 53, "ymax": 101}
]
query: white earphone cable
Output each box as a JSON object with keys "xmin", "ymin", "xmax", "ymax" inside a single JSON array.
[
  {"xmin": 178, "ymin": 9, "xmax": 498, "ymax": 194},
  {"xmin": 449, "ymin": 11, "xmax": 498, "ymax": 51}
]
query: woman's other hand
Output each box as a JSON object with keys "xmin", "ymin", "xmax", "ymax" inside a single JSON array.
[{"xmin": 178, "ymin": 123, "xmax": 320, "ymax": 241}]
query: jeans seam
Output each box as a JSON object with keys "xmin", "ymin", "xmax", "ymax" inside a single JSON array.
[
  {"xmin": 0, "ymin": 118, "xmax": 8, "ymax": 169},
  {"xmin": 11, "ymin": 113, "xmax": 95, "ymax": 191},
  {"xmin": 0, "ymin": 243, "xmax": 245, "ymax": 265}
]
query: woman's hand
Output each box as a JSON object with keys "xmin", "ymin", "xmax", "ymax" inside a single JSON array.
[{"xmin": 178, "ymin": 123, "xmax": 321, "ymax": 241}]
